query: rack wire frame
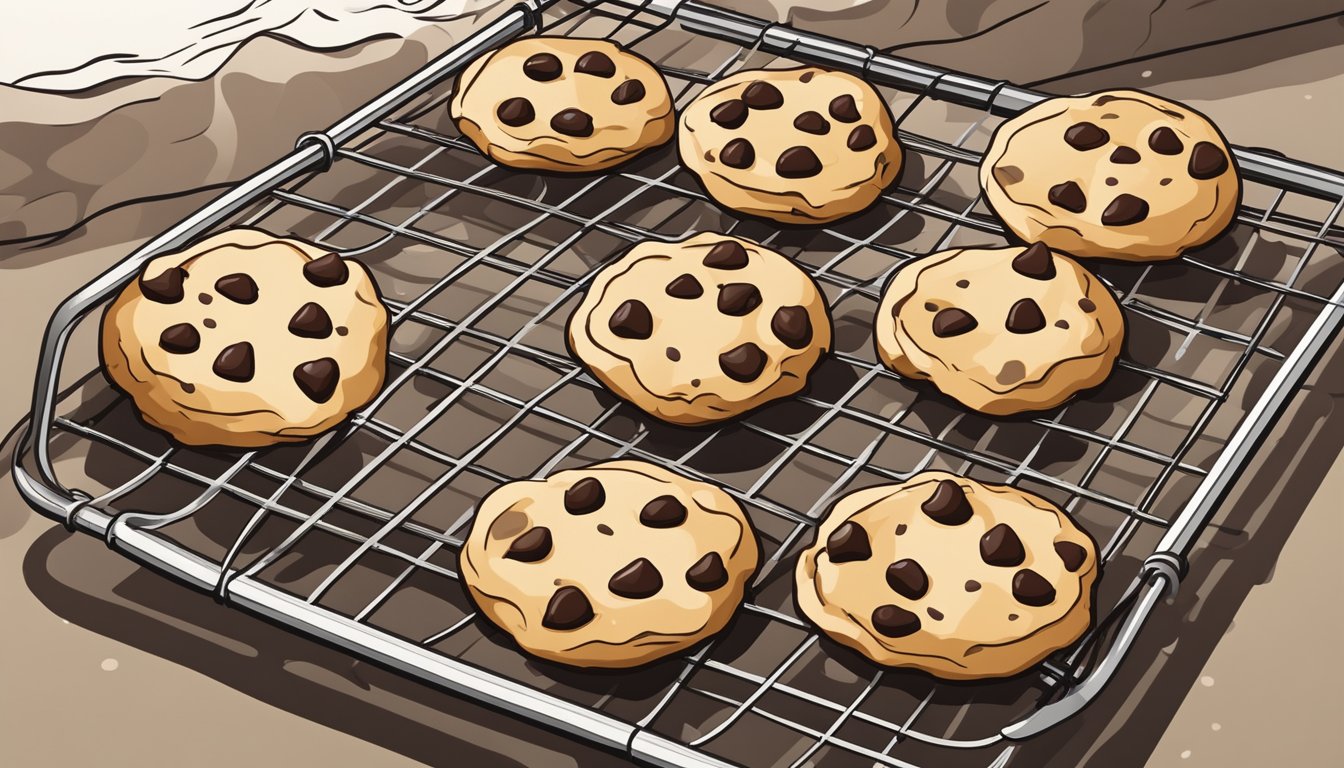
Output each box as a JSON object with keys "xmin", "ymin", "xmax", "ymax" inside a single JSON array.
[{"xmin": 12, "ymin": 1, "xmax": 1344, "ymax": 766}]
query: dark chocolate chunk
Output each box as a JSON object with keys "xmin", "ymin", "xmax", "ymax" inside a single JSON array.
[
  {"xmin": 294, "ymin": 358, "xmax": 340, "ymax": 403},
  {"xmin": 1012, "ymin": 242, "xmax": 1056, "ymax": 280},
  {"xmin": 1101, "ymin": 193, "xmax": 1150, "ymax": 226},
  {"xmin": 542, "ymin": 587, "xmax": 594, "ymax": 630},
  {"xmin": 927, "ymin": 607, "xmax": 944, "ymax": 621},
  {"xmin": 1109, "ymin": 146, "xmax": 1141, "ymax": 164},
  {"xmin": 742, "ymin": 81, "xmax": 783, "ymax": 109},
  {"xmin": 609, "ymin": 299, "xmax": 653, "ymax": 339},
  {"xmin": 771, "ymin": 306, "xmax": 813, "ymax": 349},
  {"xmin": 666, "ymin": 347, "xmax": 680, "ymax": 361},
  {"xmin": 303, "ymin": 253, "xmax": 349, "ymax": 287},
  {"xmin": 710, "ymin": 99, "xmax": 748, "ymax": 129},
  {"xmin": 965, "ymin": 579, "xmax": 981, "ymax": 592},
  {"xmin": 793, "ymin": 110, "xmax": 830, "ymax": 135},
  {"xmin": 640, "ymin": 495, "xmax": 688, "ymax": 528},
  {"xmin": 159, "ymin": 323, "xmax": 200, "ymax": 354},
  {"xmin": 574, "ymin": 51, "xmax": 616, "ymax": 77},
  {"xmin": 894, "ymin": 524, "xmax": 907, "ymax": 535},
  {"xmin": 720, "ymin": 138, "xmax": 755, "ymax": 169},
  {"xmin": 140, "ymin": 267, "xmax": 187, "ymax": 304},
  {"xmin": 213, "ymin": 342, "xmax": 255, "ymax": 382},
  {"xmin": 523, "ymin": 52, "xmax": 562, "ymax": 81},
  {"xmin": 1048, "ymin": 180, "xmax": 1087, "ymax": 213},
  {"xmin": 886, "ymin": 559, "xmax": 929, "ymax": 600},
  {"xmin": 686, "ymin": 552, "xmax": 728, "ymax": 591},
  {"xmin": 1063, "ymin": 121, "xmax": 1108, "ymax": 150},
  {"xmin": 611, "ymin": 79, "xmax": 645, "ymax": 105},
  {"xmin": 847, "ymin": 125, "xmax": 877, "ymax": 151},
  {"xmin": 505, "ymin": 527, "xmax": 552, "ymax": 562},
  {"xmin": 828, "ymin": 94, "xmax": 860, "ymax": 123},
  {"xmin": 497, "ymin": 97, "xmax": 535, "ymax": 126},
  {"xmin": 703, "ymin": 240, "xmax": 749, "ymax": 269},
  {"xmin": 871, "ymin": 604, "xmax": 920, "ymax": 638},
  {"xmin": 718, "ymin": 342, "xmax": 767, "ymax": 382},
  {"xmin": 717, "ymin": 283, "xmax": 762, "ymax": 316},
  {"xmin": 776, "ymin": 146, "xmax": 822, "ymax": 178},
  {"xmin": 1055, "ymin": 320, "xmax": 1070, "ymax": 329},
  {"xmin": 564, "ymin": 477, "xmax": 605, "ymax": 514},
  {"xmin": 932, "ymin": 308, "xmax": 977, "ymax": 338},
  {"xmin": 288, "ymin": 302, "xmax": 333, "ymax": 339},
  {"xmin": 609, "ymin": 558, "xmax": 663, "ymax": 599},
  {"xmin": 980, "ymin": 523, "xmax": 1026, "ymax": 567},
  {"xmin": 1055, "ymin": 541, "xmax": 1088, "ymax": 572},
  {"xmin": 199, "ymin": 293, "xmax": 212, "ymax": 304},
  {"xmin": 551, "ymin": 108, "xmax": 594, "ymax": 137},
  {"xmin": 597, "ymin": 524, "xmax": 614, "ymax": 536},
  {"xmin": 215, "ymin": 273, "xmax": 258, "ymax": 304},
  {"xmin": 1188, "ymin": 141, "xmax": 1229, "ymax": 179},
  {"xmin": 1012, "ymin": 569, "xmax": 1056, "ymax": 606},
  {"xmin": 924, "ymin": 302, "xmax": 938, "ymax": 312},
  {"xmin": 921, "ymin": 479, "xmax": 972, "ymax": 525},
  {"xmin": 666, "ymin": 273, "xmax": 704, "ymax": 298},
  {"xmin": 826, "ymin": 521, "xmax": 872, "ymax": 563},
  {"xmin": 1148, "ymin": 126, "xmax": 1184, "ymax": 155},
  {"xmin": 1006, "ymin": 298, "xmax": 1046, "ymax": 334},
  {"xmin": 799, "ymin": 71, "xmax": 814, "ymax": 83},
  {"xmin": 1078, "ymin": 298, "xmax": 1097, "ymax": 312}
]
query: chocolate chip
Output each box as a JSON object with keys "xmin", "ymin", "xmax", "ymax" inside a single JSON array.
[
  {"xmin": 829, "ymin": 94, "xmax": 860, "ymax": 123},
  {"xmin": 717, "ymin": 283, "xmax": 762, "ymax": 316},
  {"xmin": 799, "ymin": 71, "xmax": 814, "ymax": 83},
  {"xmin": 1188, "ymin": 141, "xmax": 1229, "ymax": 179},
  {"xmin": 666, "ymin": 347, "xmax": 680, "ymax": 361},
  {"xmin": 213, "ymin": 342, "xmax": 255, "ymax": 382},
  {"xmin": 609, "ymin": 299, "xmax": 653, "ymax": 339},
  {"xmin": 523, "ymin": 52, "xmax": 562, "ymax": 81},
  {"xmin": 1011, "ymin": 242, "xmax": 1055, "ymax": 280},
  {"xmin": 1006, "ymin": 298, "xmax": 1046, "ymax": 334},
  {"xmin": 1048, "ymin": 181, "xmax": 1087, "ymax": 213},
  {"xmin": 140, "ymin": 267, "xmax": 187, "ymax": 304},
  {"xmin": 611, "ymin": 79, "xmax": 645, "ymax": 105},
  {"xmin": 497, "ymin": 97, "xmax": 534, "ymax": 126},
  {"xmin": 597, "ymin": 524, "xmax": 613, "ymax": 536},
  {"xmin": 871, "ymin": 604, "xmax": 920, "ymax": 638},
  {"xmin": 932, "ymin": 308, "xmax": 977, "ymax": 338},
  {"xmin": 215, "ymin": 273, "xmax": 258, "ymax": 304},
  {"xmin": 202, "ymin": 318, "xmax": 217, "ymax": 329},
  {"xmin": 927, "ymin": 607, "xmax": 944, "ymax": 620},
  {"xmin": 720, "ymin": 138, "xmax": 755, "ymax": 169},
  {"xmin": 924, "ymin": 302, "xmax": 938, "ymax": 312},
  {"xmin": 199, "ymin": 293, "xmax": 212, "ymax": 304},
  {"xmin": 158, "ymin": 323, "xmax": 200, "ymax": 354},
  {"xmin": 686, "ymin": 552, "xmax": 728, "ymax": 591},
  {"xmin": 980, "ymin": 523, "xmax": 1026, "ymax": 567},
  {"xmin": 181, "ymin": 383, "xmax": 196, "ymax": 394},
  {"xmin": 505, "ymin": 527, "xmax": 552, "ymax": 562},
  {"xmin": 690, "ymin": 379, "xmax": 701, "ymax": 387},
  {"xmin": 793, "ymin": 111, "xmax": 829, "ymax": 135},
  {"xmin": 921, "ymin": 479, "xmax": 972, "ymax": 525},
  {"xmin": 742, "ymin": 81, "xmax": 783, "ymax": 109},
  {"xmin": 719, "ymin": 342, "xmax": 767, "ymax": 382},
  {"xmin": 1101, "ymin": 193, "xmax": 1150, "ymax": 226},
  {"xmin": 886, "ymin": 559, "xmax": 928, "ymax": 600},
  {"xmin": 1008, "ymin": 613, "xmax": 1019, "ymax": 621},
  {"xmin": 956, "ymin": 279, "xmax": 970, "ymax": 288},
  {"xmin": 1055, "ymin": 320, "xmax": 1070, "ymax": 329},
  {"xmin": 1148, "ymin": 126, "xmax": 1184, "ymax": 155},
  {"xmin": 666, "ymin": 273, "xmax": 704, "ymax": 298},
  {"xmin": 564, "ymin": 477, "xmax": 605, "ymax": 515},
  {"xmin": 1055, "ymin": 541, "xmax": 1088, "ymax": 572},
  {"xmin": 710, "ymin": 99, "xmax": 748, "ymax": 129},
  {"xmin": 997, "ymin": 360, "xmax": 1026, "ymax": 385},
  {"xmin": 703, "ymin": 241, "xmax": 749, "ymax": 269},
  {"xmin": 640, "ymin": 495, "xmax": 687, "ymax": 528},
  {"xmin": 965, "ymin": 580, "xmax": 981, "ymax": 592},
  {"xmin": 542, "ymin": 586, "xmax": 594, "ymax": 630},
  {"xmin": 1109, "ymin": 146, "xmax": 1141, "ymax": 164},
  {"xmin": 574, "ymin": 51, "xmax": 615, "ymax": 78},
  {"xmin": 1012, "ymin": 569, "xmax": 1056, "ymax": 606},
  {"xmin": 303, "ymin": 253, "xmax": 349, "ymax": 287},
  {"xmin": 847, "ymin": 125, "xmax": 877, "ymax": 151},
  {"xmin": 1160, "ymin": 177, "xmax": 1172, "ymax": 186},
  {"xmin": 771, "ymin": 306, "xmax": 813, "ymax": 349},
  {"xmin": 894, "ymin": 524, "xmax": 907, "ymax": 535},
  {"xmin": 294, "ymin": 358, "xmax": 339, "ymax": 403},
  {"xmin": 1064, "ymin": 121, "xmax": 1109, "ymax": 150},
  {"xmin": 1078, "ymin": 298, "xmax": 1097, "ymax": 312},
  {"xmin": 1105, "ymin": 177, "xmax": 1118, "ymax": 186},
  {"xmin": 776, "ymin": 146, "xmax": 822, "ymax": 178},
  {"xmin": 288, "ymin": 302, "xmax": 333, "ymax": 339},
  {"xmin": 609, "ymin": 558, "xmax": 663, "ymax": 599},
  {"xmin": 551, "ymin": 108, "xmax": 594, "ymax": 137},
  {"xmin": 826, "ymin": 521, "xmax": 871, "ymax": 563}
]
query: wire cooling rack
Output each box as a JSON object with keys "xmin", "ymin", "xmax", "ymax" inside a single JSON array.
[{"xmin": 13, "ymin": 1, "xmax": 1344, "ymax": 765}]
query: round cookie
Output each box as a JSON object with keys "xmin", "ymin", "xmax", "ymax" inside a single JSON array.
[
  {"xmin": 449, "ymin": 37, "xmax": 675, "ymax": 172},
  {"xmin": 875, "ymin": 244, "xmax": 1125, "ymax": 416},
  {"xmin": 460, "ymin": 460, "xmax": 760, "ymax": 668},
  {"xmin": 100, "ymin": 227, "xmax": 389, "ymax": 448},
  {"xmin": 981, "ymin": 89, "xmax": 1240, "ymax": 261},
  {"xmin": 568, "ymin": 232, "xmax": 833, "ymax": 425},
  {"xmin": 678, "ymin": 67, "xmax": 902, "ymax": 224},
  {"xmin": 795, "ymin": 471, "xmax": 1098, "ymax": 679}
]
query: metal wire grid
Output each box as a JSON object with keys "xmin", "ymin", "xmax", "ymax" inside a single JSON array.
[{"xmin": 14, "ymin": 1, "xmax": 1344, "ymax": 766}]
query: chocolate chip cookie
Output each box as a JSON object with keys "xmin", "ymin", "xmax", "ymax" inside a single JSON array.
[
  {"xmin": 460, "ymin": 460, "xmax": 759, "ymax": 668},
  {"xmin": 100, "ymin": 228, "xmax": 389, "ymax": 447},
  {"xmin": 679, "ymin": 67, "xmax": 902, "ymax": 223},
  {"xmin": 568, "ymin": 232, "xmax": 832, "ymax": 425},
  {"xmin": 875, "ymin": 244, "xmax": 1124, "ymax": 415},
  {"xmin": 982, "ymin": 89, "xmax": 1240, "ymax": 261},
  {"xmin": 449, "ymin": 37, "xmax": 675, "ymax": 172},
  {"xmin": 795, "ymin": 471, "xmax": 1098, "ymax": 679}
]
